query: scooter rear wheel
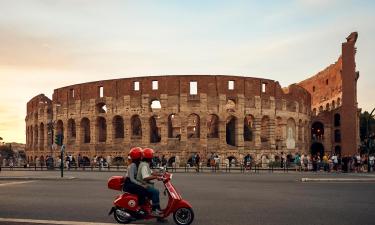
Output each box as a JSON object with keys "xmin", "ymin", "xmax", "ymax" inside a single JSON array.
[
  {"xmin": 113, "ymin": 208, "xmax": 132, "ymax": 224},
  {"xmin": 173, "ymin": 207, "xmax": 194, "ymax": 225}
]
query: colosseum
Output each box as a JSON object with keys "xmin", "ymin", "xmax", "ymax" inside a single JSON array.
[{"xmin": 25, "ymin": 32, "xmax": 360, "ymax": 166}]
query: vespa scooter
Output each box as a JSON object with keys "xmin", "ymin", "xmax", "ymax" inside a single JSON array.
[{"xmin": 108, "ymin": 172, "xmax": 194, "ymax": 225}]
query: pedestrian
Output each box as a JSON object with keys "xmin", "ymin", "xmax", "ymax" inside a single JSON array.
[
  {"xmin": 195, "ymin": 153, "xmax": 200, "ymax": 172},
  {"xmin": 369, "ymin": 155, "xmax": 375, "ymax": 172},
  {"xmin": 294, "ymin": 153, "xmax": 301, "ymax": 172}
]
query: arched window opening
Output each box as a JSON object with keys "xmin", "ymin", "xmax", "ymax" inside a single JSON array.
[
  {"xmin": 312, "ymin": 108, "xmax": 317, "ymax": 116},
  {"xmin": 68, "ymin": 119, "xmax": 76, "ymax": 140},
  {"xmin": 113, "ymin": 116, "xmax": 124, "ymax": 139},
  {"xmin": 334, "ymin": 129, "xmax": 341, "ymax": 143},
  {"xmin": 39, "ymin": 123, "xmax": 44, "ymax": 150},
  {"xmin": 244, "ymin": 115, "xmax": 254, "ymax": 142},
  {"xmin": 81, "ymin": 118, "xmax": 90, "ymax": 143},
  {"xmin": 319, "ymin": 106, "xmax": 323, "ymax": 113},
  {"xmin": 56, "ymin": 120, "xmax": 64, "ymax": 145},
  {"xmin": 226, "ymin": 116, "xmax": 237, "ymax": 146},
  {"xmin": 334, "ymin": 113, "xmax": 341, "ymax": 127},
  {"xmin": 96, "ymin": 117, "xmax": 107, "ymax": 142},
  {"xmin": 150, "ymin": 100, "xmax": 161, "ymax": 110},
  {"xmin": 150, "ymin": 116, "xmax": 161, "ymax": 143},
  {"xmin": 325, "ymin": 103, "xmax": 330, "ymax": 111},
  {"xmin": 311, "ymin": 122, "xmax": 324, "ymax": 141},
  {"xmin": 207, "ymin": 114, "xmax": 219, "ymax": 138},
  {"xmin": 187, "ymin": 114, "xmax": 200, "ymax": 138},
  {"xmin": 225, "ymin": 99, "xmax": 236, "ymax": 113},
  {"xmin": 96, "ymin": 102, "xmax": 107, "ymax": 113},
  {"xmin": 131, "ymin": 115, "xmax": 142, "ymax": 139},
  {"xmin": 168, "ymin": 114, "xmax": 181, "ymax": 139}
]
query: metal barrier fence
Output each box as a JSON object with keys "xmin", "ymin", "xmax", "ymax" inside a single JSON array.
[{"xmin": 1, "ymin": 161, "xmax": 374, "ymax": 173}]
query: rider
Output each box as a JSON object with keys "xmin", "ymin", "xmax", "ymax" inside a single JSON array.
[
  {"xmin": 123, "ymin": 147, "xmax": 149, "ymax": 211},
  {"xmin": 137, "ymin": 148, "xmax": 163, "ymax": 216}
]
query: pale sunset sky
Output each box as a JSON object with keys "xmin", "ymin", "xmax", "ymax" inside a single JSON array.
[{"xmin": 0, "ymin": 0, "xmax": 374, "ymax": 143}]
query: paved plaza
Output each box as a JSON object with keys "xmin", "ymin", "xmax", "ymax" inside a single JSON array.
[{"xmin": 1, "ymin": 171, "xmax": 375, "ymax": 225}]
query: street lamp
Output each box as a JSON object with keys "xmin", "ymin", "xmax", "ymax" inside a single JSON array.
[{"xmin": 367, "ymin": 107, "xmax": 375, "ymax": 172}]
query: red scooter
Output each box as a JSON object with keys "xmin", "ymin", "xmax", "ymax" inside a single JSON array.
[{"xmin": 108, "ymin": 172, "xmax": 194, "ymax": 225}]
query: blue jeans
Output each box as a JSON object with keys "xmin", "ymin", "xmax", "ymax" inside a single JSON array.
[{"xmin": 146, "ymin": 186, "xmax": 160, "ymax": 207}]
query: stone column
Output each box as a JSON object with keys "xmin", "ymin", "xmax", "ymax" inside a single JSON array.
[
  {"xmin": 254, "ymin": 117, "xmax": 261, "ymax": 149},
  {"xmin": 124, "ymin": 115, "xmax": 131, "ymax": 144},
  {"xmin": 269, "ymin": 117, "xmax": 276, "ymax": 150},
  {"xmin": 107, "ymin": 115, "xmax": 114, "ymax": 144},
  {"xmin": 142, "ymin": 116, "xmax": 150, "ymax": 146},
  {"xmin": 236, "ymin": 116, "xmax": 244, "ymax": 152}
]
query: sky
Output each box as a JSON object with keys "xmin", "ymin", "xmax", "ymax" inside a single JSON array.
[{"xmin": 0, "ymin": 0, "xmax": 374, "ymax": 143}]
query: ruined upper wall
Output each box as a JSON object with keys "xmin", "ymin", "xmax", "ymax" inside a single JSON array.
[
  {"xmin": 26, "ymin": 94, "xmax": 52, "ymax": 115},
  {"xmin": 298, "ymin": 57, "xmax": 343, "ymax": 110},
  {"xmin": 50, "ymin": 75, "xmax": 310, "ymax": 111}
]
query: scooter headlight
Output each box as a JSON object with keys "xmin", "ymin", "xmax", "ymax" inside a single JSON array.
[{"xmin": 170, "ymin": 174, "xmax": 173, "ymax": 180}]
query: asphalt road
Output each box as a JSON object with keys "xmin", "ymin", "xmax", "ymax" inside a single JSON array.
[{"xmin": 1, "ymin": 171, "xmax": 375, "ymax": 225}]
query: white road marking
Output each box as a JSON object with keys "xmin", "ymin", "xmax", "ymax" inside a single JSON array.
[
  {"xmin": 0, "ymin": 181, "xmax": 35, "ymax": 187},
  {"xmin": 0, "ymin": 217, "xmax": 141, "ymax": 225}
]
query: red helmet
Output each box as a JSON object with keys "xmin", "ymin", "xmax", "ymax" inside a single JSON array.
[
  {"xmin": 142, "ymin": 148, "xmax": 154, "ymax": 159},
  {"xmin": 129, "ymin": 147, "xmax": 142, "ymax": 160}
]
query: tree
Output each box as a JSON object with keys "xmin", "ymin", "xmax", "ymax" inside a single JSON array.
[{"xmin": 360, "ymin": 111, "xmax": 375, "ymax": 154}]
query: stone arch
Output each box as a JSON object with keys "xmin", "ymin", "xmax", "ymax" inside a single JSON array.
[
  {"xmin": 96, "ymin": 116, "xmax": 107, "ymax": 142},
  {"xmin": 226, "ymin": 116, "xmax": 237, "ymax": 146},
  {"xmin": 332, "ymin": 100, "xmax": 336, "ymax": 109},
  {"xmin": 312, "ymin": 108, "xmax": 317, "ymax": 116},
  {"xmin": 286, "ymin": 118, "xmax": 296, "ymax": 149},
  {"xmin": 67, "ymin": 119, "xmax": 76, "ymax": 141},
  {"xmin": 319, "ymin": 106, "xmax": 323, "ymax": 113},
  {"xmin": 131, "ymin": 115, "xmax": 142, "ymax": 139},
  {"xmin": 39, "ymin": 123, "xmax": 45, "ymax": 150},
  {"xmin": 261, "ymin": 116, "xmax": 270, "ymax": 143},
  {"xmin": 311, "ymin": 121, "xmax": 324, "ymax": 141},
  {"xmin": 150, "ymin": 116, "xmax": 161, "ymax": 143},
  {"xmin": 334, "ymin": 113, "xmax": 341, "ymax": 127},
  {"xmin": 168, "ymin": 114, "xmax": 181, "ymax": 138},
  {"xmin": 56, "ymin": 120, "xmax": 64, "ymax": 135},
  {"xmin": 207, "ymin": 114, "xmax": 219, "ymax": 138},
  {"xmin": 244, "ymin": 115, "xmax": 254, "ymax": 142},
  {"xmin": 113, "ymin": 115, "xmax": 124, "ymax": 139},
  {"xmin": 187, "ymin": 114, "xmax": 200, "ymax": 138},
  {"xmin": 81, "ymin": 118, "xmax": 90, "ymax": 143}
]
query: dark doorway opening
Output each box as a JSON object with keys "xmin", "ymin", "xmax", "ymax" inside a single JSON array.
[{"xmin": 311, "ymin": 142, "xmax": 324, "ymax": 157}]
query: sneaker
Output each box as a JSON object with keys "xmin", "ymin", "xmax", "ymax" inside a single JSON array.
[{"xmin": 151, "ymin": 208, "xmax": 163, "ymax": 217}]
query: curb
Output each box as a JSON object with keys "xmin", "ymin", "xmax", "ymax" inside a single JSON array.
[
  {"xmin": 0, "ymin": 176, "xmax": 76, "ymax": 181},
  {"xmin": 301, "ymin": 178, "xmax": 375, "ymax": 182}
]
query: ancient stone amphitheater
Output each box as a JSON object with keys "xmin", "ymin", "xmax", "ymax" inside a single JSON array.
[{"xmin": 25, "ymin": 75, "xmax": 311, "ymax": 164}]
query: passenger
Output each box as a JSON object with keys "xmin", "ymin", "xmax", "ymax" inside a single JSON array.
[
  {"xmin": 137, "ymin": 148, "xmax": 163, "ymax": 216},
  {"xmin": 123, "ymin": 147, "xmax": 149, "ymax": 209}
]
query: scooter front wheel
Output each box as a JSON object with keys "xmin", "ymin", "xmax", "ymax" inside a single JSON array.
[
  {"xmin": 173, "ymin": 207, "xmax": 194, "ymax": 225},
  {"xmin": 113, "ymin": 208, "xmax": 132, "ymax": 224}
]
